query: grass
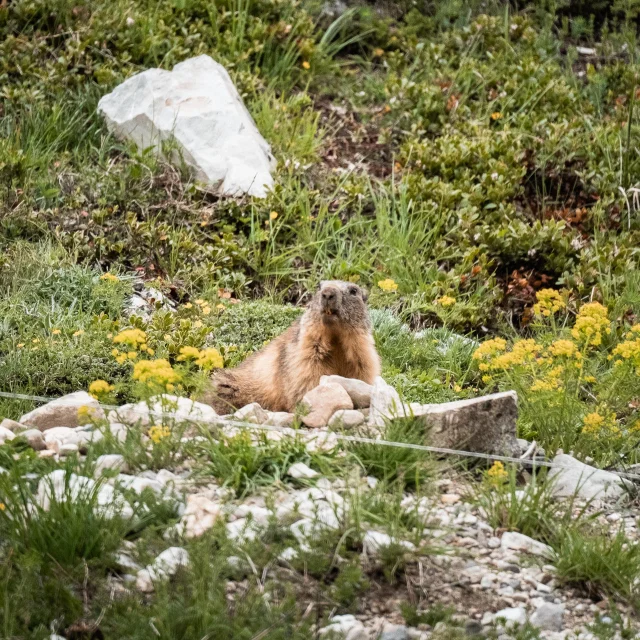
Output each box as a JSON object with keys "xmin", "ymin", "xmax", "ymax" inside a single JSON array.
[{"xmin": 555, "ymin": 528, "xmax": 640, "ymax": 606}]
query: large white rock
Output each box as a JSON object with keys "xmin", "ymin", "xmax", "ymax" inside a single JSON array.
[
  {"xmin": 20, "ymin": 391, "xmax": 105, "ymax": 431},
  {"xmin": 548, "ymin": 453, "xmax": 630, "ymax": 503},
  {"xmin": 98, "ymin": 55, "xmax": 276, "ymax": 198}
]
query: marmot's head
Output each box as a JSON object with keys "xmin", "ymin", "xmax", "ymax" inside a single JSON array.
[{"xmin": 309, "ymin": 280, "xmax": 371, "ymax": 330}]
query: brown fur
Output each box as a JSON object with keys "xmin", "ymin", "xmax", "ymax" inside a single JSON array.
[{"xmin": 199, "ymin": 281, "xmax": 381, "ymax": 413}]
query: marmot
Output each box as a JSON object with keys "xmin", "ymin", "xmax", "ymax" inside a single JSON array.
[{"xmin": 200, "ymin": 280, "xmax": 381, "ymax": 413}]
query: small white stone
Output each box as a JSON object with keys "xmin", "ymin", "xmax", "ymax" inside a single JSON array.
[
  {"xmin": 234, "ymin": 402, "xmax": 268, "ymax": 424},
  {"xmin": 501, "ymin": 531, "xmax": 554, "ymax": 560},
  {"xmin": 287, "ymin": 462, "xmax": 319, "ymax": 479},
  {"xmin": 362, "ymin": 530, "xmax": 415, "ymax": 556},
  {"xmin": 494, "ymin": 607, "xmax": 527, "ymax": 627},
  {"xmin": 95, "ymin": 454, "xmax": 127, "ymax": 475},
  {"xmin": 0, "ymin": 426, "xmax": 15, "ymax": 444},
  {"xmin": 328, "ymin": 409, "xmax": 365, "ymax": 429}
]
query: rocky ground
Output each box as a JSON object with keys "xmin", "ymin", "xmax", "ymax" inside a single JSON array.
[{"xmin": 1, "ymin": 374, "xmax": 636, "ymax": 640}]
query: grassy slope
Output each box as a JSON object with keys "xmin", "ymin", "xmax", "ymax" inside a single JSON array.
[{"xmin": 3, "ymin": 0, "xmax": 640, "ymax": 636}]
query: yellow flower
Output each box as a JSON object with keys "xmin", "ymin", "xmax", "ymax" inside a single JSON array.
[
  {"xmin": 77, "ymin": 405, "xmax": 101, "ymax": 425},
  {"xmin": 486, "ymin": 461, "xmax": 508, "ymax": 484},
  {"xmin": 164, "ymin": 334, "xmax": 171, "ymax": 341},
  {"xmin": 473, "ymin": 338, "xmax": 507, "ymax": 361},
  {"xmin": 184, "ymin": 303, "xmax": 193, "ymax": 309},
  {"xmin": 533, "ymin": 289, "xmax": 566, "ymax": 317},
  {"xmin": 51, "ymin": 329, "xmax": 61, "ymax": 335},
  {"xmin": 148, "ymin": 424, "xmax": 171, "ymax": 444},
  {"xmin": 177, "ymin": 346, "xmax": 201, "ymax": 361},
  {"xmin": 302, "ymin": 60, "xmax": 310, "ymax": 70},
  {"xmin": 127, "ymin": 351, "xmax": 138, "ymax": 360},
  {"xmin": 582, "ymin": 410, "xmax": 620, "ymax": 437},
  {"xmin": 548, "ymin": 339, "xmax": 580, "ymax": 359},
  {"xmin": 373, "ymin": 47, "xmax": 384, "ymax": 57},
  {"xmin": 89, "ymin": 379, "xmax": 115, "ymax": 398},
  {"xmin": 202, "ymin": 306, "xmax": 211, "ymax": 315},
  {"xmin": 269, "ymin": 211, "xmax": 279, "ymax": 220},
  {"xmin": 195, "ymin": 347, "xmax": 224, "ymax": 370},
  {"xmin": 73, "ymin": 330, "xmax": 85, "ymax": 337},
  {"xmin": 571, "ymin": 302, "xmax": 610, "ymax": 347},
  {"xmin": 17, "ymin": 343, "xmax": 24, "ymax": 349},
  {"xmin": 436, "ymin": 295, "xmax": 456, "ymax": 307},
  {"xmin": 216, "ymin": 304, "xmax": 225, "ymax": 311},
  {"xmin": 0, "ymin": 503, "xmax": 5, "ymax": 511},
  {"xmin": 491, "ymin": 112, "xmax": 502, "ymax": 120},
  {"xmin": 378, "ymin": 278, "xmax": 398, "ymax": 293},
  {"xmin": 454, "ymin": 384, "xmax": 462, "ymax": 392},
  {"xmin": 116, "ymin": 354, "xmax": 127, "ymax": 364},
  {"xmin": 147, "ymin": 347, "xmax": 155, "ymax": 356},
  {"xmin": 195, "ymin": 299, "xmax": 205, "ymax": 305},
  {"xmin": 194, "ymin": 320, "xmax": 204, "ymax": 328},
  {"xmin": 113, "ymin": 328, "xmax": 146, "ymax": 348},
  {"xmin": 100, "ymin": 273, "xmax": 119, "ymax": 282},
  {"xmin": 32, "ymin": 338, "xmax": 40, "ymax": 344},
  {"xmin": 133, "ymin": 359, "xmax": 180, "ymax": 388}
]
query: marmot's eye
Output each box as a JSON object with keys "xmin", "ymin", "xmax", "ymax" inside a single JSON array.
[{"xmin": 349, "ymin": 287, "xmax": 358, "ymax": 296}]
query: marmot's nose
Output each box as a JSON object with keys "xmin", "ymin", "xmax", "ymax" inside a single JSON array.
[{"xmin": 322, "ymin": 290, "xmax": 337, "ymax": 303}]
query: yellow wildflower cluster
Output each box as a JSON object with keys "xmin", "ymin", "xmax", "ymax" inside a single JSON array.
[
  {"xmin": 533, "ymin": 289, "xmax": 565, "ymax": 317},
  {"xmin": 112, "ymin": 329, "xmax": 154, "ymax": 364},
  {"xmin": 571, "ymin": 302, "xmax": 610, "ymax": 347},
  {"xmin": 100, "ymin": 273, "xmax": 119, "ymax": 283},
  {"xmin": 133, "ymin": 359, "xmax": 180, "ymax": 391},
  {"xmin": 194, "ymin": 299, "xmax": 212, "ymax": 315},
  {"xmin": 436, "ymin": 295, "xmax": 456, "ymax": 307},
  {"xmin": 581, "ymin": 410, "xmax": 621, "ymax": 438},
  {"xmin": 611, "ymin": 326, "xmax": 640, "ymax": 373},
  {"xmin": 486, "ymin": 461, "xmax": 508, "ymax": 484},
  {"xmin": 548, "ymin": 339, "xmax": 579, "ymax": 359},
  {"xmin": 476, "ymin": 339, "xmax": 540, "ymax": 372},
  {"xmin": 89, "ymin": 379, "xmax": 115, "ymax": 398},
  {"xmin": 377, "ymin": 278, "xmax": 398, "ymax": 293},
  {"xmin": 148, "ymin": 425, "xmax": 171, "ymax": 444},
  {"xmin": 530, "ymin": 365, "xmax": 565, "ymax": 392},
  {"xmin": 473, "ymin": 338, "xmax": 507, "ymax": 362},
  {"xmin": 176, "ymin": 345, "xmax": 224, "ymax": 370},
  {"xmin": 176, "ymin": 346, "xmax": 201, "ymax": 361},
  {"xmin": 195, "ymin": 348, "xmax": 224, "ymax": 370},
  {"xmin": 77, "ymin": 404, "xmax": 102, "ymax": 425}
]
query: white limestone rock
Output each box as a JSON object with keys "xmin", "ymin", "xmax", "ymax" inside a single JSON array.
[
  {"xmin": 20, "ymin": 391, "xmax": 105, "ymax": 431},
  {"xmin": 368, "ymin": 377, "xmax": 406, "ymax": 427},
  {"xmin": 320, "ymin": 375, "xmax": 373, "ymax": 409},
  {"xmin": 98, "ymin": 55, "xmax": 276, "ymax": 198},
  {"xmin": 501, "ymin": 531, "xmax": 554, "ymax": 560},
  {"xmin": 108, "ymin": 395, "xmax": 217, "ymax": 427},
  {"xmin": 548, "ymin": 453, "xmax": 630, "ymax": 503},
  {"xmin": 0, "ymin": 426, "xmax": 15, "ymax": 444},
  {"xmin": 319, "ymin": 615, "xmax": 368, "ymax": 640},
  {"xmin": 328, "ymin": 409, "xmax": 365, "ymax": 429},
  {"xmin": 287, "ymin": 462, "xmax": 319, "ymax": 479},
  {"xmin": 136, "ymin": 547, "xmax": 189, "ymax": 592},
  {"xmin": 234, "ymin": 402, "xmax": 268, "ymax": 424},
  {"xmin": 301, "ymin": 383, "xmax": 353, "ymax": 428}
]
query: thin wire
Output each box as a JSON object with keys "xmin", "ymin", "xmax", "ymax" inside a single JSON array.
[{"xmin": 2, "ymin": 390, "xmax": 640, "ymax": 482}]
